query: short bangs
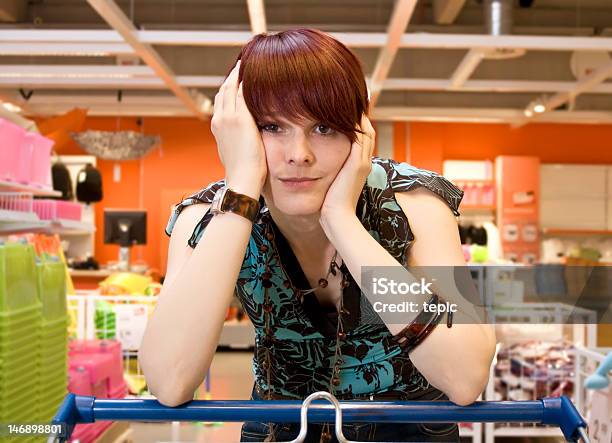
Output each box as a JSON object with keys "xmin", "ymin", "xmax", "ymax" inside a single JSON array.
[{"xmin": 234, "ymin": 28, "xmax": 369, "ymax": 144}]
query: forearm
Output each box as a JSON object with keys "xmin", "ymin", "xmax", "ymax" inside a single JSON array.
[
  {"xmin": 139, "ymin": 211, "xmax": 252, "ymax": 406},
  {"xmin": 321, "ymin": 212, "xmax": 496, "ymax": 404}
]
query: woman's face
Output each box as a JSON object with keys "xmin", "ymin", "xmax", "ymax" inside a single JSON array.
[{"xmin": 259, "ymin": 114, "xmax": 351, "ymax": 216}]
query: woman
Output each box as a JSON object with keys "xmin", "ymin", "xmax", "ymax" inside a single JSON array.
[{"xmin": 139, "ymin": 28, "xmax": 496, "ymax": 442}]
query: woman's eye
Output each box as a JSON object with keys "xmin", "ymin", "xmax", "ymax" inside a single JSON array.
[
  {"xmin": 259, "ymin": 123, "xmax": 280, "ymax": 133},
  {"xmin": 316, "ymin": 124, "xmax": 335, "ymax": 135}
]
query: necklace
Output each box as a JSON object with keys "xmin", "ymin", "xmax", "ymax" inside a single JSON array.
[{"xmin": 259, "ymin": 212, "xmax": 350, "ymax": 443}]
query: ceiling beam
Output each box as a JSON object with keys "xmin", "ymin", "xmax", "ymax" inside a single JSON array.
[
  {"xmin": 247, "ymin": 0, "xmax": 267, "ymax": 34},
  {"xmin": 433, "ymin": 0, "xmax": 467, "ymax": 24},
  {"xmin": 542, "ymin": 59, "xmax": 612, "ymax": 111},
  {"xmin": 372, "ymin": 106, "xmax": 612, "ymax": 124},
  {"xmin": 4, "ymin": 70, "xmax": 612, "ymax": 95},
  {"xmin": 449, "ymin": 49, "xmax": 486, "ymax": 89},
  {"xmin": 519, "ymin": 58, "xmax": 612, "ymax": 125},
  {"xmin": 21, "ymin": 97, "xmax": 612, "ymax": 124},
  {"xmin": 3, "ymin": 29, "xmax": 612, "ymax": 51},
  {"xmin": 0, "ymin": 42, "xmax": 132, "ymax": 56},
  {"xmin": 85, "ymin": 0, "xmax": 208, "ymax": 119},
  {"xmin": 0, "ymin": 65, "xmax": 154, "ymax": 77},
  {"xmin": 369, "ymin": 0, "xmax": 418, "ymax": 107}
]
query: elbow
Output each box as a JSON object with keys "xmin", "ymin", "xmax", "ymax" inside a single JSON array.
[
  {"xmin": 445, "ymin": 363, "xmax": 491, "ymax": 406},
  {"xmin": 447, "ymin": 373, "xmax": 487, "ymax": 405},
  {"xmin": 147, "ymin": 373, "xmax": 194, "ymax": 407},
  {"xmin": 447, "ymin": 387, "xmax": 482, "ymax": 406},
  {"xmin": 154, "ymin": 387, "xmax": 193, "ymax": 407},
  {"xmin": 139, "ymin": 351, "xmax": 193, "ymax": 408}
]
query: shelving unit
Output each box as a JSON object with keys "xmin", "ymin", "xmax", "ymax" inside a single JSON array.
[
  {"xmin": 541, "ymin": 228, "xmax": 612, "ymax": 236},
  {"xmin": 0, "ymin": 207, "xmax": 94, "ymax": 235},
  {"xmin": 0, "ymin": 179, "xmax": 61, "ymax": 197}
]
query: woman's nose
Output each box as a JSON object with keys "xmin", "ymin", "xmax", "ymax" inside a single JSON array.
[{"xmin": 285, "ymin": 136, "xmax": 314, "ymax": 164}]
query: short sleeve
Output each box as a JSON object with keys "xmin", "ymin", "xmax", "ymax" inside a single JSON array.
[
  {"xmin": 386, "ymin": 159, "xmax": 463, "ymax": 216},
  {"xmin": 365, "ymin": 158, "xmax": 464, "ymax": 266},
  {"xmin": 165, "ymin": 179, "xmax": 225, "ymax": 248}
]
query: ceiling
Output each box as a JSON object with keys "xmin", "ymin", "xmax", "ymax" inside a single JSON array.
[{"xmin": 1, "ymin": 0, "xmax": 612, "ymax": 124}]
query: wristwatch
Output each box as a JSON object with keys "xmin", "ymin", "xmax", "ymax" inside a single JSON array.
[{"xmin": 211, "ymin": 186, "xmax": 260, "ymax": 222}]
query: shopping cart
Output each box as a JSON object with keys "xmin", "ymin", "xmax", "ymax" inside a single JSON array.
[{"xmin": 48, "ymin": 391, "xmax": 591, "ymax": 443}]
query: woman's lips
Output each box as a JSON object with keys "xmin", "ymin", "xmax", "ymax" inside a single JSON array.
[{"xmin": 279, "ymin": 178, "xmax": 320, "ymax": 189}]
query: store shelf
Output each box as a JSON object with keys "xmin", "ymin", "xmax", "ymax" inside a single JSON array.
[
  {"xmin": 219, "ymin": 319, "xmax": 255, "ymax": 349},
  {"xmin": 541, "ymin": 228, "xmax": 612, "ymax": 236},
  {"xmin": 461, "ymin": 205, "xmax": 496, "ymax": 211},
  {"xmin": 0, "ymin": 208, "xmax": 94, "ymax": 235},
  {"xmin": 69, "ymin": 268, "xmax": 113, "ymax": 278},
  {"xmin": 0, "ymin": 179, "xmax": 61, "ymax": 197},
  {"xmin": 53, "ymin": 218, "xmax": 96, "ymax": 235}
]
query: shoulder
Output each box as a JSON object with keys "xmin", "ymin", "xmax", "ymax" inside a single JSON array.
[
  {"xmin": 367, "ymin": 157, "xmax": 464, "ymax": 217},
  {"xmin": 165, "ymin": 179, "xmax": 224, "ymax": 238}
]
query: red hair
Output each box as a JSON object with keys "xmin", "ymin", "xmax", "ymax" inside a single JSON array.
[{"xmin": 229, "ymin": 28, "xmax": 369, "ymax": 144}]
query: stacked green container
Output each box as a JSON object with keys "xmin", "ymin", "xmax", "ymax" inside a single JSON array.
[
  {"xmin": 36, "ymin": 258, "xmax": 69, "ymax": 423},
  {"xmin": 0, "ymin": 242, "xmax": 43, "ymax": 443}
]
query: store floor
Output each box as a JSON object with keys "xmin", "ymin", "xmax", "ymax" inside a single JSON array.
[{"xmin": 128, "ymin": 351, "xmax": 565, "ymax": 443}]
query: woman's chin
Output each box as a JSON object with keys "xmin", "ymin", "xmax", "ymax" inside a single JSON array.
[{"xmin": 273, "ymin": 196, "xmax": 323, "ymax": 216}]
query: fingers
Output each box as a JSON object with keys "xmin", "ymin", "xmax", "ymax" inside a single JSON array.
[
  {"xmin": 356, "ymin": 113, "xmax": 375, "ymax": 163},
  {"xmin": 236, "ymin": 81, "xmax": 246, "ymax": 112},
  {"xmin": 214, "ymin": 60, "xmax": 240, "ymax": 116},
  {"xmin": 222, "ymin": 60, "xmax": 241, "ymax": 113}
]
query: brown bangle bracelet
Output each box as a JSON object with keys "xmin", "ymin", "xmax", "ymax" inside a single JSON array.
[{"xmin": 390, "ymin": 294, "xmax": 445, "ymax": 352}]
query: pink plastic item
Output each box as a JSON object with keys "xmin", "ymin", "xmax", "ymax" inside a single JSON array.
[
  {"xmin": 68, "ymin": 367, "xmax": 93, "ymax": 395},
  {"xmin": 69, "ymin": 339, "xmax": 124, "ymax": 387},
  {"xmin": 0, "ymin": 118, "xmax": 27, "ymax": 182},
  {"xmin": 32, "ymin": 199, "xmax": 57, "ymax": 220},
  {"xmin": 56, "ymin": 201, "xmax": 82, "ymax": 221},
  {"xmin": 29, "ymin": 133, "xmax": 54, "ymax": 188},
  {"xmin": 69, "ymin": 353, "xmax": 115, "ymax": 398}
]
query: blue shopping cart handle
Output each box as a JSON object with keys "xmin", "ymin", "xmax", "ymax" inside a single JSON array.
[{"xmin": 52, "ymin": 394, "xmax": 586, "ymax": 443}]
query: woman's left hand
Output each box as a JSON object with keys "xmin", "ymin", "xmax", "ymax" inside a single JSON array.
[{"xmin": 320, "ymin": 113, "xmax": 376, "ymax": 220}]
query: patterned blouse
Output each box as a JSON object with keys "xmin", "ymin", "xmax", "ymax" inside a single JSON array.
[{"xmin": 165, "ymin": 157, "xmax": 464, "ymax": 401}]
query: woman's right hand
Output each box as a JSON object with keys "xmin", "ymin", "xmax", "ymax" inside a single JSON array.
[{"xmin": 211, "ymin": 60, "xmax": 267, "ymax": 199}]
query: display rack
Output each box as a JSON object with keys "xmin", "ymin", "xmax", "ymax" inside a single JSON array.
[
  {"xmin": 0, "ymin": 179, "xmax": 61, "ymax": 197},
  {"xmin": 485, "ymin": 303, "xmax": 597, "ymax": 443}
]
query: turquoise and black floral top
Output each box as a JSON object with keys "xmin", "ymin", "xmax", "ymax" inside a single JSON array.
[{"xmin": 165, "ymin": 157, "xmax": 464, "ymax": 401}]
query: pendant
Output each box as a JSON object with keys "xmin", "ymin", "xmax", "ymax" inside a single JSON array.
[{"xmin": 319, "ymin": 430, "xmax": 332, "ymax": 443}]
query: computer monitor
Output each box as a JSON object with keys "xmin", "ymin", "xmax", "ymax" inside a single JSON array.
[
  {"xmin": 104, "ymin": 209, "xmax": 147, "ymax": 271},
  {"xmin": 104, "ymin": 210, "xmax": 147, "ymax": 247}
]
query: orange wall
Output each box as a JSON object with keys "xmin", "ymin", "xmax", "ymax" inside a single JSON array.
[
  {"xmin": 59, "ymin": 118, "xmax": 612, "ymax": 274},
  {"xmin": 56, "ymin": 117, "xmax": 223, "ymax": 275},
  {"xmin": 394, "ymin": 122, "xmax": 612, "ymax": 174}
]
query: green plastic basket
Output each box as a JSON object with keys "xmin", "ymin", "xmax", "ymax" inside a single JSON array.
[
  {"xmin": 0, "ymin": 243, "xmax": 39, "ymax": 313},
  {"xmin": 0, "ymin": 304, "xmax": 43, "ymax": 331},
  {"xmin": 0, "ymin": 339, "xmax": 40, "ymax": 361},
  {"xmin": 36, "ymin": 261, "xmax": 68, "ymax": 323}
]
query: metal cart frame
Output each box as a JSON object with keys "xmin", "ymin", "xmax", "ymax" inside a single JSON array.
[{"xmin": 49, "ymin": 391, "xmax": 590, "ymax": 443}]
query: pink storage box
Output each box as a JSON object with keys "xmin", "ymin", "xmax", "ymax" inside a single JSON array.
[
  {"xmin": 69, "ymin": 353, "xmax": 115, "ymax": 399},
  {"xmin": 70, "ymin": 421, "xmax": 113, "ymax": 443},
  {"xmin": 32, "ymin": 199, "xmax": 57, "ymax": 220},
  {"xmin": 56, "ymin": 200, "xmax": 82, "ymax": 221},
  {"xmin": 0, "ymin": 118, "xmax": 28, "ymax": 183},
  {"xmin": 28, "ymin": 132, "xmax": 54, "ymax": 189},
  {"xmin": 68, "ymin": 367, "xmax": 92, "ymax": 395},
  {"xmin": 108, "ymin": 380, "xmax": 128, "ymax": 399},
  {"xmin": 69, "ymin": 339, "xmax": 124, "ymax": 388},
  {"xmin": 32, "ymin": 199, "xmax": 82, "ymax": 221}
]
